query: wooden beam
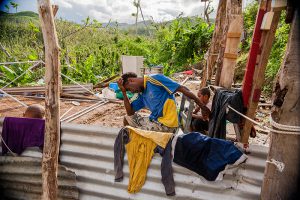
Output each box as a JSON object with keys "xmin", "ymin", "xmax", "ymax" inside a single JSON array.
[
  {"xmin": 261, "ymin": 9, "xmax": 300, "ymax": 199},
  {"xmin": 37, "ymin": 0, "xmax": 60, "ymax": 199},
  {"xmin": 219, "ymin": 15, "xmax": 243, "ymax": 89},
  {"xmin": 241, "ymin": 6, "xmax": 282, "ymax": 143},
  {"xmin": 214, "ymin": 0, "xmax": 242, "ymax": 86},
  {"xmin": 201, "ymin": 0, "xmax": 226, "ymax": 88}
]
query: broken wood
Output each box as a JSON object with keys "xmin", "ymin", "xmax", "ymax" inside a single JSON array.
[
  {"xmin": 261, "ymin": 9, "xmax": 300, "ymax": 199},
  {"xmin": 0, "ymin": 42, "xmax": 11, "ymax": 58},
  {"xmin": 94, "ymin": 74, "xmax": 119, "ymax": 89},
  {"xmin": 214, "ymin": 0, "xmax": 242, "ymax": 86},
  {"xmin": 201, "ymin": 0, "xmax": 226, "ymax": 88},
  {"xmin": 241, "ymin": 2, "xmax": 282, "ymax": 143},
  {"xmin": 37, "ymin": 0, "xmax": 60, "ymax": 199},
  {"xmin": 60, "ymin": 93, "xmax": 98, "ymax": 100},
  {"xmin": 219, "ymin": 15, "xmax": 243, "ymax": 89}
]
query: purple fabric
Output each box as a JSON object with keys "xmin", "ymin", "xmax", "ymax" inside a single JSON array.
[{"xmin": 1, "ymin": 117, "xmax": 45, "ymax": 155}]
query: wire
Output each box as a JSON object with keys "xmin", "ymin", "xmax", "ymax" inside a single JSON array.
[{"xmin": 227, "ymin": 105, "xmax": 300, "ymax": 135}]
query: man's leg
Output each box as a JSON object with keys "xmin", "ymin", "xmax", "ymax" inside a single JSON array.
[{"xmin": 124, "ymin": 114, "xmax": 176, "ymax": 133}]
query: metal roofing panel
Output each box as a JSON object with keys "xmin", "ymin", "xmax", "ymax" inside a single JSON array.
[
  {"xmin": 59, "ymin": 123, "xmax": 268, "ymax": 200},
  {"xmin": 0, "ymin": 118, "xmax": 268, "ymax": 199}
]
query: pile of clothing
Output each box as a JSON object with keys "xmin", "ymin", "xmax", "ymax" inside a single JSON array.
[
  {"xmin": 1, "ymin": 117, "xmax": 45, "ymax": 155},
  {"xmin": 114, "ymin": 126, "xmax": 247, "ymax": 196}
]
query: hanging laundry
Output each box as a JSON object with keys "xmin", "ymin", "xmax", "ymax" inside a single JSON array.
[
  {"xmin": 208, "ymin": 89, "xmax": 244, "ymax": 139},
  {"xmin": 1, "ymin": 117, "xmax": 45, "ymax": 155},
  {"xmin": 114, "ymin": 127, "xmax": 175, "ymax": 196},
  {"xmin": 173, "ymin": 132, "xmax": 247, "ymax": 181}
]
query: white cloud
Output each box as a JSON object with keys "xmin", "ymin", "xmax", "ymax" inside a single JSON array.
[
  {"xmin": 58, "ymin": 0, "xmax": 73, "ymax": 9},
  {"xmin": 9, "ymin": 0, "xmax": 226, "ymax": 23}
]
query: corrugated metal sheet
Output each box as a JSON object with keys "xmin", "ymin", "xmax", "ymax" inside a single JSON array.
[
  {"xmin": 0, "ymin": 118, "xmax": 268, "ymax": 199},
  {"xmin": 59, "ymin": 123, "xmax": 268, "ymax": 200},
  {"xmin": 0, "ymin": 118, "xmax": 79, "ymax": 200}
]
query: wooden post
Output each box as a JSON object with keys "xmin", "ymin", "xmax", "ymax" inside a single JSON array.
[
  {"xmin": 37, "ymin": 0, "xmax": 60, "ymax": 199},
  {"xmin": 261, "ymin": 9, "xmax": 300, "ymax": 199},
  {"xmin": 201, "ymin": 0, "xmax": 226, "ymax": 88},
  {"xmin": 241, "ymin": 2, "xmax": 283, "ymax": 143},
  {"xmin": 214, "ymin": 0, "xmax": 242, "ymax": 86},
  {"xmin": 219, "ymin": 16, "xmax": 243, "ymax": 88}
]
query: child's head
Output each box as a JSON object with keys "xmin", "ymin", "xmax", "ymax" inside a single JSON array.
[
  {"xmin": 197, "ymin": 87, "xmax": 210, "ymax": 105},
  {"xmin": 23, "ymin": 104, "xmax": 45, "ymax": 119}
]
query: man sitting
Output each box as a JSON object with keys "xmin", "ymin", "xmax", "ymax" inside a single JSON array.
[
  {"xmin": 118, "ymin": 72, "xmax": 210, "ymax": 132},
  {"xmin": 191, "ymin": 87, "xmax": 212, "ymax": 134}
]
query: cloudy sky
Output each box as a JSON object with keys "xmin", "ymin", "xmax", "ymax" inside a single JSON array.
[{"xmin": 0, "ymin": 0, "xmax": 253, "ymax": 24}]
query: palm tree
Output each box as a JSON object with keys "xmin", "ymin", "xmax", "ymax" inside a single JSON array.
[
  {"xmin": 10, "ymin": 2, "xmax": 19, "ymax": 13},
  {"xmin": 4, "ymin": 4, "xmax": 10, "ymax": 13}
]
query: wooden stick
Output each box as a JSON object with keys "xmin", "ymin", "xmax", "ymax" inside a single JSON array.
[
  {"xmin": 65, "ymin": 101, "xmax": 108, "ymax": 122},
  {"xmin": 37, "ymin": 1, "xmax": 60, "ymax": 199},
  {"xmin": 60, "ymin": 106, "xmax": 74, "ymax": 120},
  {"xmin": 60, "ymin": 101, "xmax": 103, "ymax": 122}
]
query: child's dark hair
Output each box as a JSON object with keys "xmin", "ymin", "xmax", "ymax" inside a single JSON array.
[
  {"xmin": 121, "ymin": 72, "xmax": 137, "ymax": 85},
  {"xmin": 199, "ymin": 87, "xmax": 211, "ymax": 98}
]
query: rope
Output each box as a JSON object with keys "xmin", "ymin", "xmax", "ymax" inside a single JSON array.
[
  {"xmin": 270, "ymin": 115, "xmax": 300, "ymax": 132},
  {"xmin": 0, "ymin": 88, "xmax": 28, "ymax": 107},
  {"xmin": 227, "ymin": 105, "xmax": 300, "ymax": 135},
  {"xmin": 0, "ymin": 134, "xmax": 17, "ymax": 156},
  {"xmin": 1, "ymin": 61, "xmax": 42, "ymax": 90}
]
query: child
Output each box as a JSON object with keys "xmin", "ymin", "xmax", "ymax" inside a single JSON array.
[
  {"xmin": 23, "ymin": 104, "xmax": 45, "ymax": 119},
  {"xmin": 191, "ymin": 87, "xmax": 212, "ymax": 134}
]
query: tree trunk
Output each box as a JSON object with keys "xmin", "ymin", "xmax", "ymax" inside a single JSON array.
[
  {"xmin": 37, "ymin": 0, "xmax": 61, "ymax": 199},
  {"xmin": 261, "ymin": 9, "xmax": 300, "ymax": 199}
]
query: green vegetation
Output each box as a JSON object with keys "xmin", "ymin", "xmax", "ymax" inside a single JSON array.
[
  {"xmin": 0, "ymin": 11, "xmax": 213, "ymax": 86},
  {"xmin": 0, "ymin": 2, "xmax": 290, "ymax": 96},
  {"xmin": 236, "ymin": 1, "xmax": 290, "ymax": 94}
]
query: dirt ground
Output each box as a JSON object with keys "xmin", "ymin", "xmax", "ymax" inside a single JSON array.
[
  {"xmin": 0, "ymin": 96, "xmax": 126, "ymax": 128},
  {"xmin": 0, "ymin": 84, "xmax": 271, "ymax": 146}
]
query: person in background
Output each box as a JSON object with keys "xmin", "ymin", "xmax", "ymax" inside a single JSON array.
[
  {"xmin": 191, "ymin": 87, "xmax": 212, "ymax": 134},
  {"xmin": 117, "ymin": 72, "xmax": 211, "ymax": 132},
  {"xmin": 23, "ymin": 104, "xmax": 45, "ymax": 119}
]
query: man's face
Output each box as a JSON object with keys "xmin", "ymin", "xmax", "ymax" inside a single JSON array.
[
  {"xmin": 198, "ymin": 92, "xmax": 209, "ymax": 105},
  {"xmin": 124, "ymin": 78, "xmax": 143, "ymax": 93}
]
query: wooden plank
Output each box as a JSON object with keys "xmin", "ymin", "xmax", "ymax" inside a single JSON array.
[
  {"xmin": 227, "ymin": 32, "xmax": 241, "ymax": 38},
  {"xmin": 215, "ymin": 0, "xmax": 243, "ymax": 86},
  {"xmin": 219, "ymin": 15, "xmax": 243, "ymax": 88},
  {"xmin": 241, "ymin": 5, "xmax": 282, "ymax": 143},
  {"xmin": 37, "ymin": 0, "xmax": 60, "ymax": 199},
  {"xmin": 224, "ymin": 52, "xmax": 238, "ymax": 59}
]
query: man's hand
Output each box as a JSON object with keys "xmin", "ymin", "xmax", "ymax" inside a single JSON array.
[{"xmin": 117, "ymin": 78, "xmax": 126, "ymax": 93}]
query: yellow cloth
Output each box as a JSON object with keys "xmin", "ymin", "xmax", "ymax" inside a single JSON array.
[
  {"xmin": 126, "ymin": 131, "xmax": 157, "ymax": 193},
  {"xmin": 126, "ymin": 126, "xmax": 173, "ymax": 148},
  {"xmin": 158, "ymin": 98, "xmax": 179, "ymax": 128}
]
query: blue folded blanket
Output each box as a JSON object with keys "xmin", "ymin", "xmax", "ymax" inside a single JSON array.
[{"xmin": 173, "ymin": 132, "xmax": 245, "ymax": 181}]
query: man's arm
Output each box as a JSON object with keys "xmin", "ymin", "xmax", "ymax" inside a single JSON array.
[
  {"xmin": 176, "ymin": 85, "xmax": 211, "ymax": 117},
  {"xmin": 117, "ymin": 78, "xmax": 135, "ymax": 116}
]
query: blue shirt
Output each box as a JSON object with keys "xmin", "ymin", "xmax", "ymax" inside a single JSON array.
[{"xmin": 130, "ymin": 74, "xmax": 180, "ymax": 127}]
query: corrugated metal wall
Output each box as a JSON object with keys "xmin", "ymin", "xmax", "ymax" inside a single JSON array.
[{"xmin": 0, "ymin": 118, "xmax": 268, "ymax": 199}]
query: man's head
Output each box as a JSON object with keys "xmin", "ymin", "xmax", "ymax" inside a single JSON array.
[
  {"xmin": 197, "ymin": 87, "xmax": 210, "ymax": 105},
  {"xmin": 121, "ymin": 72, "xmax": 143, "ymax": 93},
  {"xmin": 23, "ymin": 104, "xmax": 45, "ymax": 119}
]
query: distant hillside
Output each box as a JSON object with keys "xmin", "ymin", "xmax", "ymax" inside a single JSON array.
[{"xmin": 0, "ymin": 11, "xmax": 39, "ymax": 24}]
